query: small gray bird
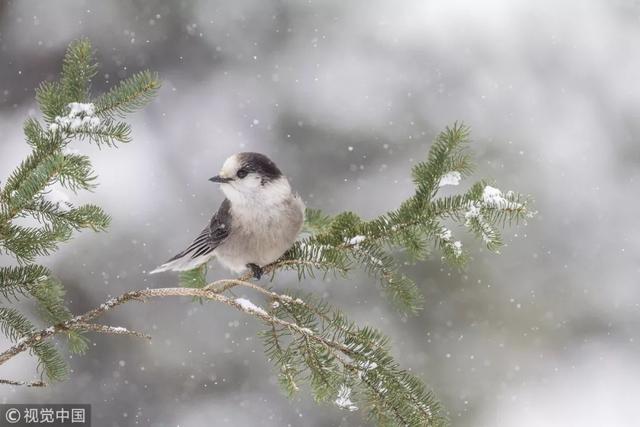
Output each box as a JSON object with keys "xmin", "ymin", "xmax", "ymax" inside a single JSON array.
[{"xmin": 150, "ymin": 152, "xmax": 305, "ymax": 279}]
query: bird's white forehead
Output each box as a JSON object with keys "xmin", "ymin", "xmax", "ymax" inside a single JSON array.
[{"xmin": 219, "ymin": 154, "xmax": 242, "ymax": 178}]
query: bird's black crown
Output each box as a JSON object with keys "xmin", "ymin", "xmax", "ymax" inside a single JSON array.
[{"xmin": 237, "ymin": 152, "xmax": 282, "ymax": 183}]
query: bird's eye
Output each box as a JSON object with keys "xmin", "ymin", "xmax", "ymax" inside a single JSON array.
[{"xmin": 236, "ymin": 168, "xmax": 249, "ymax": 179}]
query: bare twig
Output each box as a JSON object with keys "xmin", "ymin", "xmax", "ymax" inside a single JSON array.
[
  {"xmin": 71, "ymin": 323, "xmax": 151, "ymax": 340},
  {"xmin": 0, "ymin": 378, "xmax": 46, "ymax": 387},
  {"xmin": 0, "ymin": 259, "xmax": 354, "ymax": 381}
]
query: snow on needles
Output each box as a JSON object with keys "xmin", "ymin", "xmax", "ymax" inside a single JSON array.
[
  {"xmin": 346, "ymin": 235, "xmax": 366, "ymax": 246},
  {"xmin": 439, "ymin": 227, "xmax": 463, "ymax": 258},
  {"xmin": 461, "ymin": 185, "xmax": 526, "ymax": 244},
  {"xmin": 49, "ymin": 102, "xmax": 101, "ymax": 134},
  {"xmin": 464, "ymin": 203, "xmax": 481, "ymax": 221},
  {"xmin": 335, "ymin": 385, "xmax": 358, "ymax": 411},
  {"xmin": 482, "ymin": 185, "xmax": 522, "ymax": 210},
  {"xmin": 235, "ymin": 298, "xmax": 268, "ymax": 316},
  {"xmin": 465, "ymin": 185, "xmax": 524, "ymax": 223},
  {"xmin": 438, "ymin": 171, "xmax": 462, "ymax": 187},
  {"xmin": 68, "ymin": 102, "xmax": 96, "ymax": 117},
  {"xmin": 439, "ymin": 228, "xmax": 452, "ymax": 241},
  {"xmin": 452, "ymin": 241, "xmax": 463, "ymax": 257}
]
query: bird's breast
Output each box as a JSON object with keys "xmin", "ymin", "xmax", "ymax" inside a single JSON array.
[{"xmin": 215, "ymin": 196, "xmax": 304, "ymax": 271}]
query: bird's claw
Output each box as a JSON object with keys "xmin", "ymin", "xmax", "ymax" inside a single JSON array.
[{"xmin": 247, "ymin": 263, "xmax": 263, "ymax": 280}]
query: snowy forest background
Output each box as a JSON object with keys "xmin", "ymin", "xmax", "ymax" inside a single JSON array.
[{"xmin": 1, "ymin": 1, "xmax": 639, "ymax": 426}]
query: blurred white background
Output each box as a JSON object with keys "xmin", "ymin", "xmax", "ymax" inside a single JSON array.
[{"xmin": 1, "ymin": 1, "xmax": 639, "ymax": 425}]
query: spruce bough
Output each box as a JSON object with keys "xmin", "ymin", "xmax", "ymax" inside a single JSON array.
[{"xmin": 0, "ymin": 39, "xmax": 531, "ymax": 427}]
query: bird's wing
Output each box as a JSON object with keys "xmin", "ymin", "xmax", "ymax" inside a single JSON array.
[{"xmin": 149, "ymin": 199, "xmax": 232, "ymax": 273}]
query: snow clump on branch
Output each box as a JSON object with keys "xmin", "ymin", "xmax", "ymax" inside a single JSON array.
[{"xmin": 49, "ymin": 102, "xmax": 101, "ymax": 134}]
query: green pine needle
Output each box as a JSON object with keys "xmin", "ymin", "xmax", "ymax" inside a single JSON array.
[
  {"xmin": 0, "ymin": 265, "xmax": 50, "ymax": 300},
  {"xmin": 180, "ymin": 265, "xmax": 208, "ymax": 289},
  {"xmin": 0, "ymin": 308, "xmax": 68, "ymax": 381},
  {"xmin": 94, "ymin": 70, "xmax": 161, "ymax": 118},
  {"xmin": 262, "ymin": 293, "xmax": 448, "ymax": 426},
  {"xmin": 61, "ymin": 38, "xmax": 97, "ymax": 104},
  {"xmin": 180, "ymin": 265, "xmax": 208, "ymax": 303},
  {"xmin": 303, "ymin": 208, "xmax": 333, "ymax": 235},
  {"xmin": 0, "ymin": 38, "xmax": 159, "ymax": 385}
]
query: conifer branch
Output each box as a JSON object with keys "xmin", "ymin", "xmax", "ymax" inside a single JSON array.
[
  {"xmin": 94, "ymin": 70, "xmax": 161, "ymax": 118},
  {"xmin": 0, "ymin": 259, "xmax": 448, "ymax": 425},
  {"xmin": 0, "ymin": 38, "xmax": 160, "ymax": 383}
]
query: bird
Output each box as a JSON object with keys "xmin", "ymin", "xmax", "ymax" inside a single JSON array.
[{"xmin": 150, "ymin": 152, "xmax": 305, "ymax": 279}]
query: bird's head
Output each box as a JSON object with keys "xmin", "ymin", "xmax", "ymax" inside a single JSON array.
[{"xmin": 210, "ymin": 152, "xmax": 291, "ymax": 205}]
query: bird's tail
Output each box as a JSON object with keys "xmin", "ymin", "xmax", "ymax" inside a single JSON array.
[
  {"xmin": 148, "ymin": 258, "xmax": 185, "ymax": 274},
  {"xmin": 149, "ymin": 252, "xmax": 213, "ymax": 274}
]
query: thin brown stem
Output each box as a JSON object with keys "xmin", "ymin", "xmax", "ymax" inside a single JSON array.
[
  {"xmin": 71, "ymin": 323, "xmax": 151, "ymax": 340},
  {"xmin": 0, "ymin": 259, "xmax": 354, "ymax": 373},
  {"xmin": 0, "ymin": 378, "xmax": 47, "ymax": 387}
]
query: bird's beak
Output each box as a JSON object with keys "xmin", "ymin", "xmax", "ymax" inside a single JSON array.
[{"xmin": 209, "ymin": 175, "xmax": 233, "ymax": 183}]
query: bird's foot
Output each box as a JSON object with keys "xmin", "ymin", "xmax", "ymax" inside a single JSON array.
[{"xmin": 247, "ymin": 263, "xmax": 263, "ymax": 280}]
